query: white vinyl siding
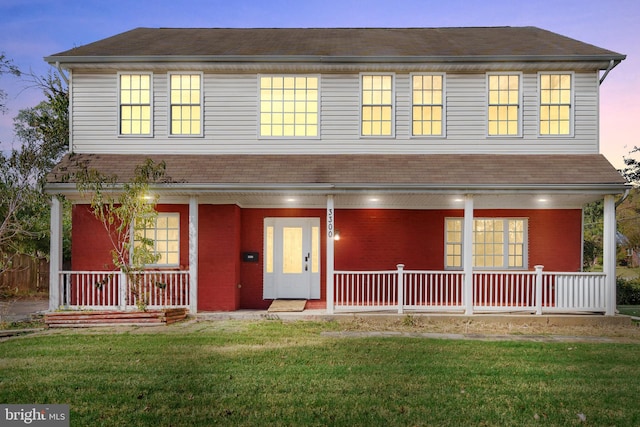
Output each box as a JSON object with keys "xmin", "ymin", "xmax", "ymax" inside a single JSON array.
[{"xmin": 69, "ymin": 71, "xmax": 600, "ymax": 155}]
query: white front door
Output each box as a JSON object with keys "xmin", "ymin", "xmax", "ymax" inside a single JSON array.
[{"xmin": 263, "ymin": 218, "xmax": 320, "ymax": 299}]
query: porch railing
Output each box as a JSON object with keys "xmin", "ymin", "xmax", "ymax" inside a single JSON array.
[
  {"xmin": 333, "ymin": 265, "xmax": 607, "ymax": 315},
  {"xmin": 56, "ymin": 270, "xmax": 190, "ymax": 310}
]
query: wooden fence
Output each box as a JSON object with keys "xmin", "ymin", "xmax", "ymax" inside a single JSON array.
[{"xmin": 0, "ymin": 254, "xmax": 49, "ymax": 294}]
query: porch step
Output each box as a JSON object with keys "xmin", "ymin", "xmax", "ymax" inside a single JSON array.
[
  {"xmin": 267, "ymin": 300, "xmax": 307, "ymax": 312},
  {"xmin": 45, "ymin": 308, "xmax": 188, "ymax": 328}
]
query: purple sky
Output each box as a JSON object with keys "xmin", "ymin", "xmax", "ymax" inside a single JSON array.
[{"xmin": 1, "ymin": 0, "xmax": 638, "ymax": 168}]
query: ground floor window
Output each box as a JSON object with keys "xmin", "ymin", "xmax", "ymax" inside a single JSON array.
[
  {"xmin": 445, "ymin": 218, "xmax": 526, "ymax": 269},
  {"xmin": 135, "ymin": 213, "xmax": 180, "ymax": 266}
]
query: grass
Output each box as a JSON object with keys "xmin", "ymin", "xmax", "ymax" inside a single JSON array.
[
  {"xmin": 1, "ymin": 320, "xmax": 640, "ymax": 426},
  {"xmin": 618, "ymin": 305, "xmax": 640, "ymax": 317}
]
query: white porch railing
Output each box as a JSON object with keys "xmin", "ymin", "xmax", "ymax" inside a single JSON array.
[
  {"xmin": 56, "ymin": 270, "xmax": 190, "ymax": 310},
  {"xmin": 333, "ymin": 265, "xmax": 607, "ymax": 314}
]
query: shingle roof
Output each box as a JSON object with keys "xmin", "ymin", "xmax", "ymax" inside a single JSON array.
[
  {"xmin": 47, "ymin": 27, "xmax": 624, "ymax": 61},
  {"xmin": 46, "ymin": 153, "xmax": 627, "ymax": 190}
]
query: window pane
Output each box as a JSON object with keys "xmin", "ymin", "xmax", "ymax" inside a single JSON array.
[
  {"xmin": 170, "ymin": 74, "xmax": 201, "ymax": 135},
  {"xmin": 120, "ymin": 74, "xmax": 151, "ymax": 135},
  {"xmin": 260, "ymin": 76, "xmax": 318, "ymax": 137},
  {"xmin": 412, "ymin": 74, "xmax": 443, "ymax": 136},
  {"xmin": 488, "ymin": 74, "xmax": 519, "ymax": 135},
  {"xmin": 362, "ymin": 74, "xmax": 393, "ymax": 136},
  {"xmin": 539, "ymin": 74, "xmax": 571, "ymax": 135},
  {"xmin": 134, "ymin": 213, "xmax": 180, "ymax": 266}
]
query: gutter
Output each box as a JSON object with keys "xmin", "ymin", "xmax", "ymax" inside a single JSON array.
[
  {"xmin": 45, "ymin": 181, "xmax": 630, "ymax": 196},
  {"xmin": 46, "ymin": 54, "xmax": 627, "ymax": 66}
]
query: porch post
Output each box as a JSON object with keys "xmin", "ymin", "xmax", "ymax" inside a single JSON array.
[
  {"xmin": 326, "ymin": 195, "xmax": 335, "ymax": 314},
  {"xmin": 534, "ymin": 265, "xmax": 544, "ymax": 315},
  {"xmin": 189, "ymin": 196, "xmax": 199, "ymax": 314},
  {"xmin": 397, "ymin": 264, "xmax": 405, "ymax": 314},
  {"xmin": 463, "ymin": 195, "xmax": 474, "ymax": 315},
  {"xmin": 603, "ymin": 194, "xmax": 616, "ymax": 316},
  {"xmin": 48, "ymin": 196, "xmax": 62, "ymax": 312}
]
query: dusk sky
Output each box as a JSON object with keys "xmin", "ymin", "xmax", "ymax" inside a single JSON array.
[{"xmin": 1, "ymin": 0, "xmax": 638, "ymax": 168}]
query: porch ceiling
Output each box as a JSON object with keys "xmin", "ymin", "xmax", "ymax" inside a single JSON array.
[{"xmin": 155, "ymin": 191, "xmax": 605, "ymax": 209}]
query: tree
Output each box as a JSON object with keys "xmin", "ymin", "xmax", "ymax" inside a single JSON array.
[
  {"xmin": 0, "ymin": 71, "xmax": 69, "ymax": 273},
  {"xmin": 0, "ymin": 53, "xmax": 20, "ymax": 114},
  {"xmin": 75, "ymin": 158, "xmax": 167, "ymax": 310}
]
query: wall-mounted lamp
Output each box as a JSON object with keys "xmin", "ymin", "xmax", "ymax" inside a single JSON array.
[{"xmin": 333, "ymin": 230, "xmax": 341, "ymax": 241}]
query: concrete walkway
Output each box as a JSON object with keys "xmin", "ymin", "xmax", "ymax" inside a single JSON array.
[{"xmin": 0, "ymin": 299, "xmax": 48, "ymax": 323}]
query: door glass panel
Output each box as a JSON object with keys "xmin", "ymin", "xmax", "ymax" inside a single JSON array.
[
  {"xmin": 266, "ymin": 226, "xmax": 274, "ymax": 273},
  {"xmin": 311, "ymin": 226, "xmax": 319, "ymax": 273},
  {"xmin": 282, "ymin": 227, "xmax": 303, "ymax": 274}
]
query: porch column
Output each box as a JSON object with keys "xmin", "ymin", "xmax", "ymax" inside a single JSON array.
[
  {"xmin": 189, "ymin": 196, "xmax": 198, "ymax": 313},
  {"xmin": 48, "ymin": 196, "xmax": 63, "ymax": 312},
  {"xmin": 463, "ymin": 195, "xmax": 474, "ymax": 315},
  {"xmin": 326, "ymin": 195, "xmax": 335, "ymax": 314},
  {"xmin": 603, "ymin": 194, "xmax": 616, "ymax": 316}
]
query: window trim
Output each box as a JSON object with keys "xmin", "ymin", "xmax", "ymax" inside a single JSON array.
[
  {"xmin": 359, "ymin": 72, "xmax": 396, "ymax": 138},
  {"xmin": 168, "ymin": 72, "xmax": 204, "ymax": 138},
  {"xmin": 410, "ymin": 73, "xmax": 446, "ymax": 138},
  {"xmin": 486, "ymin": 72, "xmax": 523, "ymax": 138},
  {"xmin": 257, "ymin": 74, "xmax": 321, "ymax": 140},
  {"xmin": 444, "ymin": 217, "xmax": 528, "ymax": 270},
  {"xmin": 537, "ymin": 71, "xmax": 575, "ymax": 138},
  {"xmin": 133, "ymin": 212, "xmax": 181, "ymax": 268},
  {"xmin": 117, "ymin": 72, "xmax": 153, "ymax": 138}
]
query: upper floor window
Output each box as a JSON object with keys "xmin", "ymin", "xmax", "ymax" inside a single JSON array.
[
  {"xmin": 259, "ymin": 76, "xmax": 318, "ymax": 137},
  {"xmin": 135, "ymin": 213, "xmax": 180, "ymax": 266},
  {"xmin": 119, "ymin": 73, "xmax": 151, "ymax": 135},
  {"xmin": 361, "ymin": 74, "xmax": 394, "ymax": 137},
  {"xmin": 412, "ymin": 74, "xmax": 444, "ymax": 136},
  {"xmin": 445, "ymin": 218, "xmax": 526, "ymax": 269},
  {"xmin": 487, "ymin": 74, "xmax": 520, "ymax": 136},
  {"xmin": 170, "ymin": 73, "xmax": 202, "ymax": 136},
  {"xmin": 539, "ymin": 73, "xmax": 572, "ymax": 136}
]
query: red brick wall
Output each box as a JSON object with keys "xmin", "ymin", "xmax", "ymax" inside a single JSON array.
[
  {"xmin": 198, "ymin": 205, "xmax": 241, "ymax": 311},
  {"xmin": 71, "ymin": 205, "xmax": 114, "ymax": 270}
]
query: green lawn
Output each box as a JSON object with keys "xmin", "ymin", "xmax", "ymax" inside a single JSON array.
[
  {"xmin": 1, "ymin": 320, "xmax": 639, "ymax": 426},
  {"xmin": 618, "ymin": 305, "xmax": 640, "ymax": 317}
]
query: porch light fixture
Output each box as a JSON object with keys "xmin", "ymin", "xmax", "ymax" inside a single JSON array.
[
  {"xmin": 368, "ymin": 197, "xmax": 380, "ymax": 202},
  {"xmin": 333, "ymin": 230, "xmax": 340, "ymax": 241},
  {"xmin": 286, "ymin": 197, "xmax": 297, "ymax": 202}
]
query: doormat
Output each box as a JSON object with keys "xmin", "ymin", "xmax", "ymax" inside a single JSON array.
[{"xmin": 267, "ymin": 299, "xmax": 307, "ymax": 312}]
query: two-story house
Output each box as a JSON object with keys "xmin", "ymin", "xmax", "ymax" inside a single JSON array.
[{"xmin": 44, "ymin": 27, "xmax": 627, "ymax": 315}]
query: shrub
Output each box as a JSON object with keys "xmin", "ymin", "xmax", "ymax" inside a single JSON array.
[{"xmin": 617, "ymin": 277, "xmax": 640, "ymax": 305}]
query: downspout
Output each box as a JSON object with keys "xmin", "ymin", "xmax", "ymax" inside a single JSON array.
[
  {"xmin": 616, "ymin": 188, "xmax": 630, "ymax": 208},
  {"xmin": 55, "ymin": 61, "xmax": 69, "ymax": 85},
  {"xmin": 599, "ymin": 59, "xmax": 617, "ymax": 85}
]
